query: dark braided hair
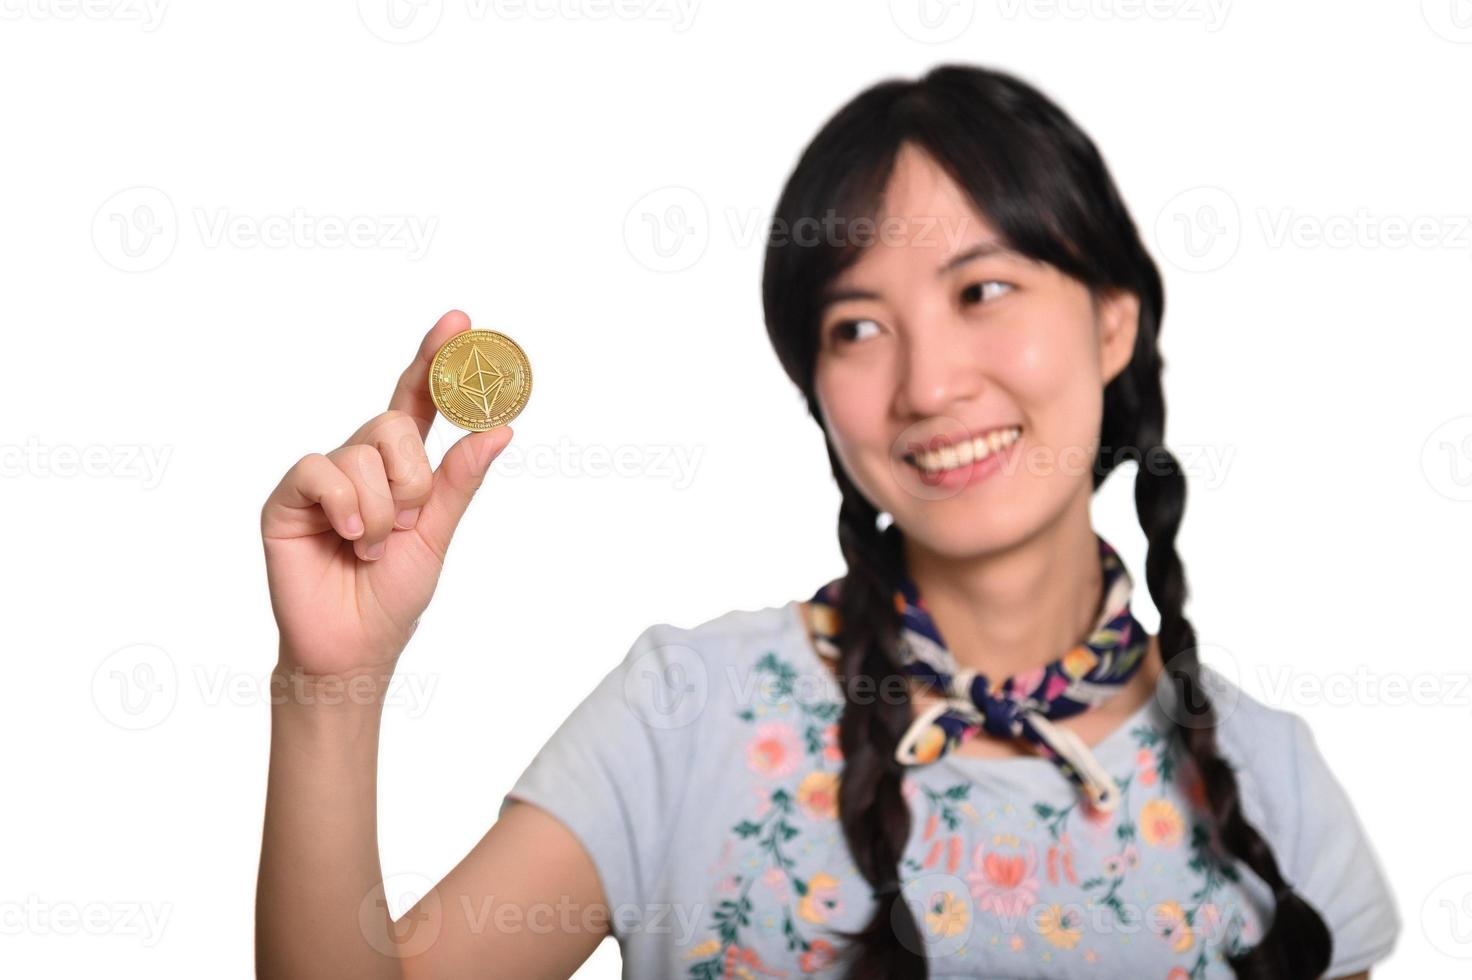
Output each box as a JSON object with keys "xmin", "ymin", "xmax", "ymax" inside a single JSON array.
[{"xmin": 760, "ymin": 64, "xmax": 1332, "ymax": 979}]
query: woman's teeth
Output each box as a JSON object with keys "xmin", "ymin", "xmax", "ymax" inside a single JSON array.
[{"xmin": 906, "ymin": 426, "xmax": 1022, "ymax": 474}]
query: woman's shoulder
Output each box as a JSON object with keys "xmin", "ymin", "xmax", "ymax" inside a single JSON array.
[
  {"xmin": 1168, "ymin": 662, "xmax": 1329, "ymax": 811},
  {"xmin": 611, "ymin": 599, "xmax": 834, "ymax": 730},
  {"xmin": 633, "ymin": 599, "xmax": 822, "ymax": 680},
  {"xmin": 1184, "ymin": 665, "xmax": 1401, "ymax": 974},
  {"xmin": 1171, "ymin": 665, "xmax": 1377, "ymax": 871},
  {"xmin": 1186, "ymin": 662, "xmax": 1322, "ymax": 778},
  {"xmin": 667, "ymin": 599, "xmax": 805, "ymax": 649}
]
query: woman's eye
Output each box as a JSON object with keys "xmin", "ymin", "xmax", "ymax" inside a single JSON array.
[
  {"xmin": 961, "ymin": 280, "xmax": 1013, "ymax": 305},
  {"xmin": 829, "ymin": 318, "xmax": 881, "ymax": 345}
]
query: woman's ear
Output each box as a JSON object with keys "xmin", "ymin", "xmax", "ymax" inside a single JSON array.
[{"xmin": 1097, "ymin": 288, "xmax": 1141, "ymax": 385}]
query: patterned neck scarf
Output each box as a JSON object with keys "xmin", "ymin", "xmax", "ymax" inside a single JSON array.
[{"xmin": 806, "ymin": 531, "xmax": 1150, "ymax": 812}]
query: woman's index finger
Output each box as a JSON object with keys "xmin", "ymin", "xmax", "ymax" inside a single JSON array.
[{"xmin": 388, "ymin": 309, "xmax": 472, "ymax": 438}]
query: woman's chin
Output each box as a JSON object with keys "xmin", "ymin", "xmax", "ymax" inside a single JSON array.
[{"xmin": 887, "ymin": 492, "xmax": 1057, "ymax": 558}]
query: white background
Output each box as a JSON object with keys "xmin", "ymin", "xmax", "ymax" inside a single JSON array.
[{"xmin": 3, "ymin": 1, "xmax": 1469, "ymax": 977}]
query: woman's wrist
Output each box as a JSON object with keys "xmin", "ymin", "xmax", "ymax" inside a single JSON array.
[{"xmin": 271, "ymin": 646, "xmax": 401, "ymax": 719}]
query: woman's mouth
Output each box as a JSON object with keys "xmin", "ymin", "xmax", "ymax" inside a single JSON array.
[{"xmin": 902, "ymin": 425, "xmax": 1023, "ymax": 488}]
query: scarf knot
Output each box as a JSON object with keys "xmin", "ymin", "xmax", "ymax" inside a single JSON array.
[{"xmin": 807, "ymin": 531, "xmax": 1149, "ymax": 813}]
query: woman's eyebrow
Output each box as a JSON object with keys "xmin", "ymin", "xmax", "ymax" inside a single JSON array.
[
  {"xmin": 939, "ymin": 239, "xmax": 1015, "ymax": 273},
  {"xmin": 819, "ymin": 239, "xmax": 1017, "ymax": 309},
  {"xmin": 820, "ymin": 284, "xmax": 881, "ymax": 308}
]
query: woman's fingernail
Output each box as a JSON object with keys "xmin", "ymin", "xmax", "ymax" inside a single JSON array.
[
  {"xmin": 345, "ymin": 513, "xmax": 364, "ymax": 537},
  {"xmin": 395, "ymin": 507, "xmax": 421, "ymax": 529},
  {"xmin": 364, "ymin": 540, "xmax": 386, "ymax": 560}
]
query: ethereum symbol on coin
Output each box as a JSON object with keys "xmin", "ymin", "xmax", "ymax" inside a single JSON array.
[
  {"xmin": 455, "ymin": 346, "xmax": 508, "ymax": 416},
  {"xmin": 428, "ymin": 327, "xmax": 532, "ymax": 431}
]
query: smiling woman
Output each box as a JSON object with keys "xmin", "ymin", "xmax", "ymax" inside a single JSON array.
[
  {"xmin": 256, "ymin": 64, "xmax": 1400, "ymax": 980},
  {"xmin": 752, "ymin": 63, "xmax": 1399, "ymax": 979}
]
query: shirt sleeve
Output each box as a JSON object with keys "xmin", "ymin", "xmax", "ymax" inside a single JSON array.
[
  {"xmin": 497, "ymin": 622, "xmax": 706, "ymax": 940},
  {"xmin": 1282, "ymin": 712, "xmax": 1402, "ymax": 977}
]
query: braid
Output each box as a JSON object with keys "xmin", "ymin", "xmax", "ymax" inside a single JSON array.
[
  {"xmin": 1121, "ymin": 353, "xmax": 1333, "ymax": 978},
  {"xmin": 820, "ymin": 453, "xmax": 928, "ymax": 980}
]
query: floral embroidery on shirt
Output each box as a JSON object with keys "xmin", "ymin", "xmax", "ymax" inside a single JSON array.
[
  {"xmin": 892, "ymin": 721, "xmax": 1259, "ymax": 976},
  {"xmin": 907, "ymin": 783, "xmax": 978, "ymax": 877},
  {"xmin": 686, "ymin": 652, "xmax": 845, "ymax": 979},
  {"xmin": 685, "ymin": 650, "xmax": 1262, "ymax": 978},
  {"xmin": 1030, "ymin": 723, "xmax": 1255, "ymax": 976}
]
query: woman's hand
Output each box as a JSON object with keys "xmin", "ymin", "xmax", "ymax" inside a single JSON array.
[{"xmin": 260, "ymin": 310, "xmax": 513, "ymax": 679}]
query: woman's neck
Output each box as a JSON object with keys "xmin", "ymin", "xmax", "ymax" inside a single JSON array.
[{"xmin": 903, "ymin": 507, "xmax": 1104, "ymax": 680}]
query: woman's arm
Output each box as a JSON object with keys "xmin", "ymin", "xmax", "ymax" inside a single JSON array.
[
  {"xmin": 255, "ymin": 311, "xmax": 611, "ymax": 978},
  {"xmin": 256, "ymin": 664, "xmax": 610, "ymax": 979},
  {"xmin": 256, "ymin": 667, "xmax": 402, "ymax": 979},
  {"xmin": 393, "ymin": 800, "xmax": 609, "ymax": 979}
]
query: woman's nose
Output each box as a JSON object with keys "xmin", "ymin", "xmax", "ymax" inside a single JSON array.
[{"xmin": 896, "ymin": 326, "xmax": 983, "ymax": 421}]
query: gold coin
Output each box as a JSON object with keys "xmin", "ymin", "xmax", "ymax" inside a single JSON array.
[{"xmin": 427, "ymin": 328, "xmax": 532, "ymax": 431}]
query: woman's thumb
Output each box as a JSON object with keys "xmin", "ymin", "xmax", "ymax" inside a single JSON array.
[{"xmin": 416, "ymin": 426, "xmax": 514, "ymax": 557}]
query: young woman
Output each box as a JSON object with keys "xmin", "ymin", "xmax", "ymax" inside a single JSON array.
[{"xmin": 257, "ymin": 65, "xmax": 1400, "ymax": 979}]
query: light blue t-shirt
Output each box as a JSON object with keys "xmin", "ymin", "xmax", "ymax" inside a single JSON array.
[{"xmin": 500, "ymin": 600, "xmax": 1401, "ymax": 979}]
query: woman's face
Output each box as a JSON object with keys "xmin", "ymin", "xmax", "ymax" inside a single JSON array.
[{"xmin": 813, "ymin": 142, "xmax": 1140, "ymax": 559}]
